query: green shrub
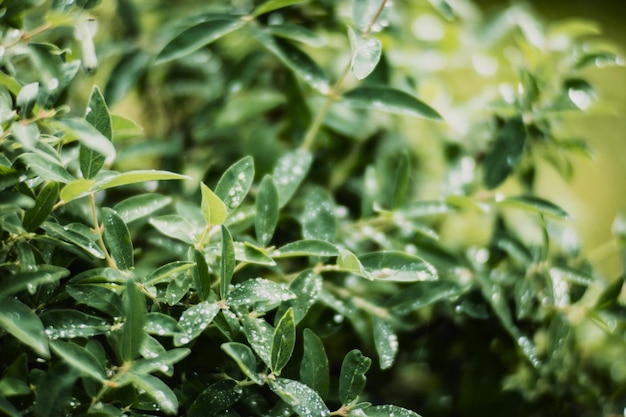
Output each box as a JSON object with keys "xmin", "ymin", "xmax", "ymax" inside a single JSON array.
[{"xmin": 0, "ymin": 1, "xmax": 624, "ymax": 416}]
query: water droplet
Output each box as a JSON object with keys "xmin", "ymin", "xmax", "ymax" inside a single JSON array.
[
  {"xmin": 47, "ymin": 78, "xmax": 59, "ymax": 91},
  {"xmin": 412, "ymin": 13, "xmax": 445, "ymax": 41},
  {"xmin": 333, "ymin": 314, "xmax": 344, "ymax": 323}
]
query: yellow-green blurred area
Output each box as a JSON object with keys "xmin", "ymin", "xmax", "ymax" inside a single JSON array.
[{"xmin": 476, "ymin": 0, "xmax": 626, "ymax": 277}]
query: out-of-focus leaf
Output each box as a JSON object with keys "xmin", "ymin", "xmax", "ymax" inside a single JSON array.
[
  {"xmin": 18, "ymin": 153, "xmax": 74, "ymax": 183},
  {"xmin": 595, "ymin": 276, "xmax": 624, "ymax": 310},
  {"xmin": 234, "ymin": 242, "xmax": 276, "ymax": 266},
  {"xmin": 120, "ymin": 279, "xmax": 146, "ymax": 363},
  {"xmin": 188, "ymin": 380, "xmax": 242, "ymax": 417},
  {"xmin": 220, "ymin": 225, "xmax": 235, "ymax": 299},
  {"xmin": 0, "ymin": 396, "xmax": 21, "ymax": 417},
  {"xmin": 348, "ymin": 26, "xmax": 382, "ymax": 80},
  {"xmin": 215, "ymin": 156, "xmax": 255, "ymax": 212},
  {"xmin": 499, "ymin": 195, "xmax": 569, "ymax": 219},
  {"xmin": 50, "ymin": 340, "xmax": 105, "ymax": 381},
  {"xmin": 269, "ymin": 378, "xmax": 330, "ymax": 417},
  {"xmin": 59, "ymin": 178, "xmax": 95, "ymax": 203},
  {"xmin": 0, "ymin": 295, "xmax": 50, "ymax": 358},
  {"xmin": 271, "ymin": 308, "xmax": 296, "ymax": 374},
  {"xmin": 549, "ymin": 266, "xmax": 593, "ymax": 286},
  {"xmin": 111, "ymin": 114, "xmax": 143, "ymax": 141},
  {"xmin": 94, "ymin": 170, "xmax": 190, "ymax": 191},
  {"xmin": 272, "ymin": 149, "xmax": 313, "ymax": 207},
  {"xmin": 339, "ymin": 349, "xmax": 371, "ymax": 404},
  {"xmin": 105, "ymin": 50, "xmax": 150, "ymax": 105},
  {"xmin": 55, "ymin": 117, "xmax": 115, "ymax": 161},
  {"xmin": 22, "ymin": 182, "xmax": 59, "ymax": 232},
  {"xmin": 371, "ymin": 317, "xmax": 398, "ymax": 370},
  {"xmin": 337, "ymin": 249, "xmax": 369, "ymax": 278},
  {"xmin": 127, "ymin": 373, "xmax": 178, "ymax": 415},
  {"xmin": 268, "ymin": 23, "xmax": 326, "ymax": 47},
  {"xmin": 0, "ymin": 265, "xmax": 69, "ymax": 296},
  {"xmin": 150, "ymin": 215, "xmax": 198, "ymax": 244},
  {"xmin": 102, "ymin": 208, "xmax": 133, "ymax": 270},
  {"xmin": 342, "ymin": 86, "xmax": 442, "ymax": 120},
  {"xmin": 273, "ymin": 240, "xmax": 339, "ymax": 258},
  {"xmin": 360, "ymin": 251, "xmax": 437, "ymax": 282},
  {"xmin": 144, "ymin": 261, "xmax": 195, "ymax": 286},
  {"xmin": 484, "ymin": 116, "xmax": 527, "ymax": 189},
  {"xmin": 16, "ymin": 82, "xmax": 38, "ymax": 119},
  {"xmin": 302, "ymin": 187, "xmax": 336, "ymax": 242},
  {"xmin": 253, "ymin": 29, "xmax": 330, "ymax": 95},
  {"xmin": 389, "ymin": 280, "xmax": 463, "ymax": 315},
  {"xmin": 391, "ymin": 152, "xmax": 410, "ymax": 209},
  {"xmin": 221, "ymin": 342, "xmax": 264, "ymax": 385},
  {"xmin": 256, "ymin": 175, "xmax": 279, "ymax": 247},
  {"xmin": 254, "ymin": 0, "xmax": 309, "ymax": 16},
  {"xmin": 300, "ymin": 328, "xmax": 330, "ymax": 399},
  {"xmin": 33, "ymin": 364, "xmax": 78, "ymax": 417},
  {"xmin": 156, "ymin": 18, "xmax": 244, "ymax": 65},
  {"xmin": 201, "ymin": 182, "xmax": 227, "ymax": 226},
  {"xmin": 173, "ymin": 301, "xmax": 219, "ymax": 346},
  {"xmin": 114, "ymin": 193, "xmax": 172, "ymax": 223},
  {"xmin": 352, "ymin": 0, "xmax": 384, "ymax": 33}
]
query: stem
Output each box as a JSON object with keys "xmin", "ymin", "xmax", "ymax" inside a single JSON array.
[
  {"xmin": 324, "ymin": 281, "xmax": 391, "ymax": 320},
  {"xmin": 90, "ymin": 194, "xmax": 117, "ymax": 269},
  {"xmin": 363, "ymin": 0, "xmax": 389, "ymax": 38}
]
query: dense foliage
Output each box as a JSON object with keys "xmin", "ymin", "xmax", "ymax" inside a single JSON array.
[{"xmin": 0, "ymin": 0, "xmax": 624, "ymax": 416}]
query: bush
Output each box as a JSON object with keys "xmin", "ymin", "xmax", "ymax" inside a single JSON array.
[{"xmin": 0, "ymin": 0, "xmax": 624, "ymax": 416}]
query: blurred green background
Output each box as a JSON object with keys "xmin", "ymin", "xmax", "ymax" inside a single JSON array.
[{"xmin": 476, "ymin": 0, "xmax": 626, "ymax": 278}]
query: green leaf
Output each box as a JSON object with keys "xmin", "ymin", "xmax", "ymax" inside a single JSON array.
[
  {"xmin": 302, "ymin": 187, "xmax": 336, "ymax": 242},
  {"xmin": 189, "ymin": 247, "xmax": 211, "ymax": 301},
  {"xmin": 66, "ymin": 284, "xmax": 123, "ymax": 317},
  {"xmin": 484, "ymin": 116, "xmax": 527, "ymax": 189},
  {"xmin": 595, "ymin": 276, "xmax": 624, "ymax": 310},
  {"xmin": 40, "ymin": 309, "xmax": 110, "ymax": 339},
  {"xmin": 18, "ymin": 152, "xmax": 74, "ymax": 183},
  {"xmin": 242, "ymin": 316, "xmax": 274, "ymax": 367},
  {"xmin": 120, "ymin": 279, "xmax": 146, "ymax": 363},
  {"xmin": 267, "ymin": 23, "xmax": 326, "ymax": 47},
  {"xmin": 371, "ymin": 317, "xmax": 398, "ymax": 370},
  {"xmin": 254, "ymin": 0, "xmax": 309, "ymax": 16},
  {"xmin": 130, "ymin": 348, "xmax": 190, "ymax": 374},
  {"xmin": 114, "ymin": 193, "xmax": 172, "ymax": 223},
  {"xmin": 364, "ymin": 404, "xmax": 422, "ymax": 417},
  {"xmin": 391, "ymin": 152, "xmax": 410, "ymax": 209},
  {"xmin": 144, "ymin": 261, "xmax": 195, "ymax": 286},
  {"xmin": 389, "ymin": 280, "xmax": 462, "ymax": 315},
  {"xmin": 234, "ymin": 242, "xmax": 276, "ymax": 266},
  {"xmin": 111, "ymin": 113, "xmax": 143, "ymax": 141},
  {"xmin": 300, "ymin": 329, "xmax": 330, "ymax": 399},
  {"xmin": 0, "ymin": 395, "xmax": 22, "ymax": 417},
  {"xmin": 94, "ymin": 170, "xmax": 190, "ymax": 191},
  {"xmin": 0, "ymin": 295, "xmax": 50, "ymax": 358},
  {"xmin": 279, "ymin": 270, "xmax": 323, "ymax": 324},
  {"xmin": 16, "ymin": 82, "xmax": 38, "ymax": 119},
  {"xmin": 227, "ymin": 277, "xmax": 295, "ymax": 307},
  {"xmin": 498, "ymin": 195, "xmax": 570, "ymax": 219},
  {"xmin": 215, "ymin": 156, "xmax": 255, "ymax": 212},
  {"xmin": 348, "ymin": 26, "xmax": 382, "ymax": 80},
  {"xmin": 128, "ymin": 373, "xmax": 178, "ymax": 415},
  {"xmin": 271, "ymin": 308, "xmax": 296, "ymax": 374},
  {"xmin": 149, "ymin": 215, "xmax": 197, "ymax": 244},
  {"xmin": 173, "ymin": 301, "xmax": 219, "ymax": 346},
  {"xmin": 339, "ymin": 349, "xmax": 371, "ymax": 404},
  {"xmin": 156, "ymin": 18, "xmax": 244, "ymax": 65},
  {"xmin": 221, "ymin": 342, "xmax": 264, "ymax": 385},
  {"xmin": 273, "ymin": 149, "xmax": 313, "ymax": 207},
  {"xmin": 55, "ymin": 117, "xmax": 115, "ymax": 160},
  {"xmin": 269, "ymin": 378, "xmax": 330, "ymax": 417},
  {"xmin": 50, "ymin": 340, "xmax": 106, "ymax": 381},
  {"xmin": 337, "ymin": 249, "xmax": 369, "ymax": 278},
  {"xmin": 102, "ymin": 207, "xmax": 134, "ymax": 270},
  {"xmin": 34, "ymin": 364, "xmax": 78, "ymax": 417},
  {"xmin": 0, "ymin": 265, "xmax": 69, "ymax": 296},
  {"xmin": 105, "ymin": 49, "xmax": 150, "ymax": 105},
  {"xmin": 273, "ymin": 239, "xmax": 339, "ymax": 258},
  {"xmin": 352, "ymin": 0, "xmax": 384, "ymax": 33},
  {"xmin": 188, "ymin": 380, "xmax": 243, "ymax": 417},
  {"xmin": 144, "ymin": 313, "xmax": 183, "ymax": 336},
  {"xmin": 256, "ymin": 175, "xmax": 279, "ymax": 246},
  {"xmin": 220, "ymin": 225, "xmax": 235, "ymax": 299},
  {"xmin": 165, "ymin": 273, "xmax": 193, "ymax": 305},
  {"xmin": 342, "ymin": 86, "xmax": 442, "ymax": 120},
  {"xmin": 59, "ymin": 178, "xmax": 95, "ymax": 203},
  {"xmin": 201, "ymin": 182, "xmax": 228, "ymax": 226},
  {"xmin": 359, "ymin": 251, "xmax": 437, "ymax": 282},
  {"xmin": 253, "ymin": 29, "xmax": 330, "ymax": 95},
  {"xmin": 80, "ymin": 86, "xmax": 113, "ymax": 179},
  {"xmin": 549, "ymin": 266, "xmax": 594, "ymax": 286}
]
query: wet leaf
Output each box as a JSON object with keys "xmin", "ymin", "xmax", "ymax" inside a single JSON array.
[
  {"xmin": 22, "ymin": 182, "xmax": 59, "ymax": 232},
  {"xmin": 0, "ymin": 295, "xmax": 49, "ymax": 358},
  {"xmin": 221, "ymin": 342, "xmax": 264, "ymax": 385},
  {"xmin": 102, "ymin": 208, "xmax": 134, "ymax": 270},
  {"xmin": 188, "ymin": 379, "xmax": 242, "ymax": 417},
  {"xmin": 144, "ymin": 313, "xmax": 183, "ymax": 336},
  {"xmin": 130, "ymin": 348, "xmax": 190, "ymax": 374},
  {"xmin": 254, "ymin": 0, "xmax": 309, "ymax": 16},
  {"xmin": 34, "ymin": 364, "xmax": 78, "ymax": 417},
  {"xmin": 215, "ymin": 156, "xmax": 255, "ymax": 212},
  {"xmin": 113, "ymin": 193, "xmax": 172, "ymax": 223},
  {"xmin": 360, "ymin": 251, "xmax": 437, "ymax": 282},
  {"xmin": 302, "ymin": 187, "xmax": 336, "ymax": 242},
  {"xmin": 484, "ymin": 116, "xmax": 527, "ymax": 189},
  {"xmin": 272, "ymin": 149, "xmax": 313, "ymax": 207},
  {"xmin": 127, "ymin": 373, "xmax": 178, "ymax": 415},
  {"xmin": 173, "ymin": 301, "xmax": 219, "ymax": 346},
  {"xmin": 256, "ymin": 175, "xmax": 279, "ymax": 247},
  {"xmin": 371, "ymin": 317, "xmax": 398, "ymax": 370},
  {"xmin": 278, "ymin": 269, "xmax": 322, "ymax": 324},
  {"xmin": 363, "ymin": 404, "xmax": 422, "ymax": 417},
  {"xmin": 120, "ymin": 279, "xmax": 146, "ymax": 362},
  {"xmin": 80, "ymin": 86, "xmax": 112, "ymax": 179},
  {"xmin": 342, "ymin": 86, "xmax": 442, "ymax": 120},
  {"xmin": 50, "ymin": 340, "xmax": 105, "ymax": 381},
  {"xmin": 220, "ymin": 225, "xmax": 235, "ymax": 299},
  {"xmin": 242, "ymin": 315, "xmax": 274, "ymax": 367},
  {"xmin": 0, "ymin": 265, "xmax": 69, "ymax": 296},
  {"xmin": 189, "ymin": 247, "xmax": 211, "ymax": 301},
  {"xmin": 273, "ymin": 240, "xmax": 339, "ymax": 258},
  {"xmin": 66, "ymin": 284, "xmax": 123, "ymax": 317},
  {"xmin": 156, "ymin": 18, "xmax": 244, "ymax": 64},
  {"xmin": 269, "ymin": 378, "xmax": 330, "ymax": 417},
  {"xmin": 201, "ymin": 182, "xmax": 227, "ymax": 226},
  {"xmin": 41, "ymin": 309, "xmax": 110, "ymax": 339},
  {"xmin": 56, "ymin": 117, "xmax": 115, "ymax": 161},
  {"xmin": 150, "ymin": 215, "xmax": 198, "ymax": 244},
  {"xmin": 389, "ymin": 280, "xmax": 462, "ymax": 315},
  {"xmin": 144, "ymin": 261, "xmax": 195, "ymax": 286},
  {"xmin": 348, "ymin": 26, "xmax": 382, "ymax": 80},
  {"xmin": 300, "ymin": 329, "xmax": 330, "ymax": 399},
  {"xmin": 227, "ymin": 277, "xmax": 295, "ymax": 308},
  {"xmin": 271, "ymin": 308, "xmax": 296, "ymax": 374},
  {"xmin": 339, "ymin": 349, "xmax": 371, "ymax": 404}
]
